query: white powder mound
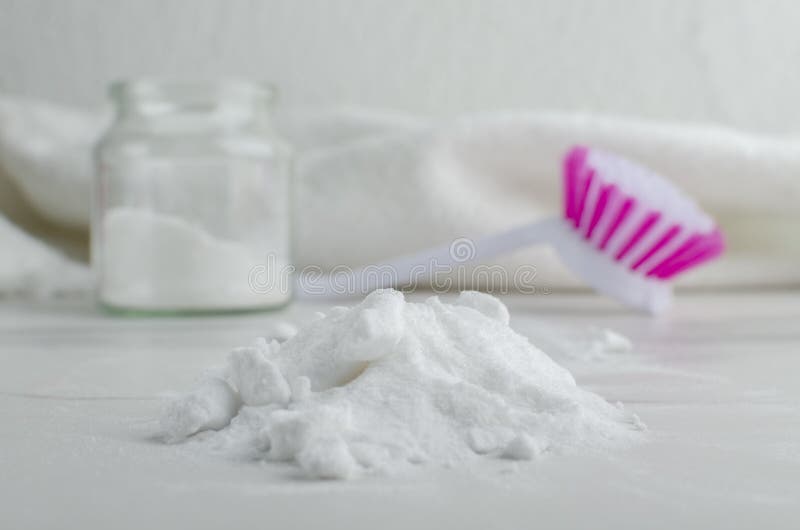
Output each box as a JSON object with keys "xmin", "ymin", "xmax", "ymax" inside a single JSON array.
[{"xmin": 161, "ymin": 289, "xmax": 644, "ymax": 479}]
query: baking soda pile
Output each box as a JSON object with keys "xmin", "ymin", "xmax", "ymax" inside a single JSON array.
[{"xmin": 161, "ymin": 289, "xmax": 644, "ymax": 479}]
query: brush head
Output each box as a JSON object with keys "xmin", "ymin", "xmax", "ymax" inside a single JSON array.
[{"xmin": 559, "ymin": 146, "xmax": 725, "ymax": 312}]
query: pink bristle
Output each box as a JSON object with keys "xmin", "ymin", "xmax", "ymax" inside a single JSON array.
[
  {"xmin": 630, "ymin": 224, "xmax": 682, "ymax": 271},
  {"xmin": 645, "ymin": 233, "xmax": 705, "ymax": 278},
  {"xmin": 614, "ymin": 210, "xmax": 661, "ymax": 261},
  {"xmin": 658, "ymin": 244, "xmax": 723, "ymax": 279},
  {"xmin": 563, "ymin": 147, "xmax": 588, "ymax": 224},
  {"xmin": 598, "ymin": 197, "xmax": 633, "ymax": 251},
  {"xmin": 562, "ymin": 145, "xmax": 724, "ymax": 283},
  {"xmin": 584, "ymin": 183, "xmax": 616, "ymax": 240},
  {"xmin": 572, "ymin": 168, "xmax": 594, "ymax": 229},
  {"xmin": 649, "ymin": 230, "xmax": 725, "ymax": 279}
]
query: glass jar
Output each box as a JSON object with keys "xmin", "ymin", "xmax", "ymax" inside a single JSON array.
[{"xmin": 92, "ymin": 80, "xmax": 292, "ymax": 314}]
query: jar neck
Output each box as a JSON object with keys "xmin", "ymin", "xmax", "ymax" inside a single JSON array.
[{"xmin": 110, "ymin": 80, "xmax": 274, "ymax": 129}]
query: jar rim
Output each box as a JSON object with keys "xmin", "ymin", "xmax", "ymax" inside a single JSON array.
[{"xmin": 109, "ymin": 79, "xmax": 276, "ymax": 106}]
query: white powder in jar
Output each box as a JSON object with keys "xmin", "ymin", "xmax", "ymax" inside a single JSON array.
[
  {"xmin": 161, "ymin": 289, "xmax": 644, "ymax": 479},
  {"xmin": 99, "ymin": 207, "xmax": 289, "ymax": 311}
]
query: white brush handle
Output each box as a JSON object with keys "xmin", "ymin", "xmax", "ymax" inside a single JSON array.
[
  {"xmin": 365, "ymin": 217, "xmax": 562, "ymax": 285},
  {"xmin": 296, "ymin": 217, "xmax": 561, "ymax": 297},
  {"xmin": 358, "ymin": 217, "xmax": 673, "ymax": 312}
]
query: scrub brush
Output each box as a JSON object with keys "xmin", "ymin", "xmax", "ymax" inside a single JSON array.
[{"xmin": 302, "ymin": 146, "xmax": 725, "ymax": 313}]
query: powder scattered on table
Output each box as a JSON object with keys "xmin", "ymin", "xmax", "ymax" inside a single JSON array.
[{"xmin": 160, "ymin": 289, "xmax": 644, "ymax": 479}]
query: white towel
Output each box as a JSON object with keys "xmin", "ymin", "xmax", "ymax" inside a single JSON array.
[{"xmin": 1, "ymin": 94, "xmax": 798, "ymax": 296}]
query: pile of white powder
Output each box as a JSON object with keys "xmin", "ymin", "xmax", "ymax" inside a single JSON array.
[{"xmin": 160, "ymin": 289, "xmax": 644, "ymax": 479}]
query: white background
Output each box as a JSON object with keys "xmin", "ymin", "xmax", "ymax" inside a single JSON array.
[{"xmin": 2, "ymin": 0, "xmax": 799, "ymax": 134}]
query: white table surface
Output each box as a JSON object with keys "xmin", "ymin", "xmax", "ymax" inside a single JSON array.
[{"xmin": 1, "ymin": 291, "xmax": 799, "ymax": 529}]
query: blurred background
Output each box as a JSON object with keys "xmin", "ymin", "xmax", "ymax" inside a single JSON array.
[
  {"xmin": 2, "ymin": 0, "xmax": 799, "ymax": 131},
  {"xmin": 1, "ymin": 0, "xmax": 798, "ymax": 294}
]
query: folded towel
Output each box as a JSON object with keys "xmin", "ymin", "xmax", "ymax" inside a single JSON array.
[
  {"xmin": 1, "ymin": 94, "xmax": 798, "ymax": 297},
  {"xmin": 0, "ymin": 214, "xmax": 88, "ymax": 296}
]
